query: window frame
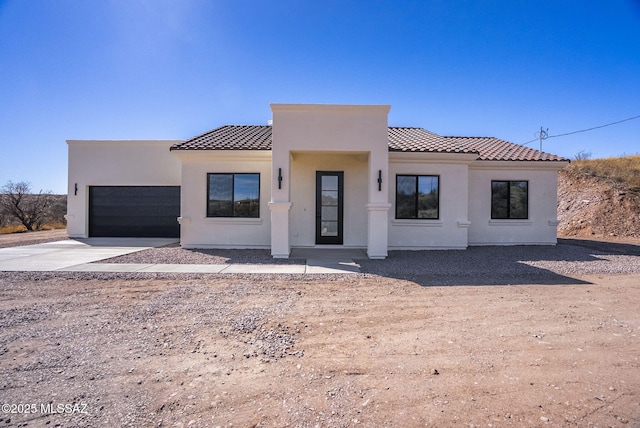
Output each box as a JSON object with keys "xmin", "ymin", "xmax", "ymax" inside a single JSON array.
[
  {"xmin": 395, "ymin": 174, "xmax": 440, "ymax": 220},
  {"xmin": 490, "ymin": 180, "xmax": 529, "ymax": 219},
  {"xmin": 206, "ymin": 173, "xmax": 260, "ymax": 218}
]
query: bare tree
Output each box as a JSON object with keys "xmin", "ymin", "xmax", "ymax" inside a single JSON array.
[
  {"xmin": 0, "ymin": 181, "xmax": 53, "ymax": 231},
  {"xmin": 574, "ymin": 150, "xmax": 592, "ymax": 161}
]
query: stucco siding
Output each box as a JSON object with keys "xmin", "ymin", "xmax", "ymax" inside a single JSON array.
[
  {"xmin": 66, "ymin": 140, "xmax": 182, "ymax": 238},
  {"xmin": 467, "ymin": 162, "xmax": 565, "ymax": 245},
  {"xmin": 173, "ymin": 151, "xmax": 271, "ymax": 248},
  {"xmin": 388, "ymin": 153, "xmax": 475, "ymax": 249}
]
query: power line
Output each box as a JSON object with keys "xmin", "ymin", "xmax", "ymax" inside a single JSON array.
[
  {"xmin": 522, "ymin": 113, "xmax": 640, "ymax": 148},
  {"xmin": 549, "ymin": 114, "xmax": 640, "ymax": 138}
]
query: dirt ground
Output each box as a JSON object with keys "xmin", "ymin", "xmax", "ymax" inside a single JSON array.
[
  {"xmin": 558, "ymin": 167, "xmax": 640, "ymax": 239},
  {"xmin": 1, "ymin": 232, "xmax": 639, "ymax": 427},
  {"xmin": 0, "ymin": 229, "xmax": 68, "ymax": 249}
]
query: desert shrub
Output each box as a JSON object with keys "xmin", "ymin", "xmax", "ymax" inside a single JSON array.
[
  {"xmin": 571, "ymin": 155, "xmax": 640, "ymax": 192},
  {"xmin": 0, "ymin": 224, "xmax": 27, "ymax": 234}
]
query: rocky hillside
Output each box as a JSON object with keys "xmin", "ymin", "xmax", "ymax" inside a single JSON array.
[{"xmin": 558, "ymin": 156, "xmax": 640, "ymax": 238}]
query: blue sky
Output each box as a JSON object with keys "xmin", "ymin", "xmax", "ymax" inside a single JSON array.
[{"xmin": 1, "ymin": 0, "xmax": 639, "ymax": 194}]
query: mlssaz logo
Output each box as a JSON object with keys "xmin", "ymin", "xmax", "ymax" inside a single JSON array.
[{"xmin": 41, "ymin": 403, "xmax": 88, "ymax": 414}]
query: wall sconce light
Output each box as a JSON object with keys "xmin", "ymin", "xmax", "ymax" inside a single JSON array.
[
  {"xmin": 377, "ymin": 170, "xmax": 382, "ymax": 191},
  {"xmin": 278, "ymin": 168, "xmax": 283, "ymax": 189},
  {"xmin": 74, "ymin": 183, "xmax": 78, "ymax": 196}
]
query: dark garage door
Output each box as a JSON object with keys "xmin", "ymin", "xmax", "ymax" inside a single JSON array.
[{"xmin": 89, "ymin": 186, "xmax": 180, "ymax": 237}]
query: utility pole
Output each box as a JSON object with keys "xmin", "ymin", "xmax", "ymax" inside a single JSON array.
[{"xmin": 535, "ymin": 127, "xmax": 548, "ymax": 152}]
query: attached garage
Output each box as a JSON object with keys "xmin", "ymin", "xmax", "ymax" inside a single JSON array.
[{"xmin": 89, "ymin": 186, "xmax": 180, "ymax": 237}]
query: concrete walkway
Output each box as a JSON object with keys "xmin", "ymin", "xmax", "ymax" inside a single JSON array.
[{"xmin": 0, "ymin": 239, "xmax": 363, "ymax": 274}]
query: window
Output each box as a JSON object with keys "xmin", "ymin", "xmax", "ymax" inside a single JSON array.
[
  {"xmin": 207, "ymin": 173, "xmax": 260, "ymax": 218},
  {"xmin": 396, "ymin": 175, "xmax": 439, "ymax": 219},
  {"xmin": 491, "ymin": 180, "xmax": 528, "ymax": 219}
]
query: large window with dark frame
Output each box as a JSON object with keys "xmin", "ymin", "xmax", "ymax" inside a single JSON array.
[
  {"xmin": 207, "ymin": 173, "xmax": 260, "ymax": 218},
  {"xmin": 396, "ymin": 175, "xmax": 440, "ymax": 219},
  {"xmin": 491, "ymin": 180, "xmax": 528, "ymax": 219}
]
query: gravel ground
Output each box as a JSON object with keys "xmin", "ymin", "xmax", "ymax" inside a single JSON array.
[
  {"xmin": 102, "ymin": 243, "xmax": 305, "ymax": 265},
  {"xmin": 360, "ymin": 243, "xmax": 640, "ymax": 278},
  {"xmin": 2, "ymin": 230, "xmax": 640, "ymax": 284},
  {"xmin": 98, "ymin": 241, "xmax": 640, "ymax": 285},
  {"xmin": 1, "ymin": 234, "xmax": 640, "ymax": 426}
]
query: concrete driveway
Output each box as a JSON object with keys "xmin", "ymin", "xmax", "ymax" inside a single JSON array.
[
  {"xmin": 0, "ymin": 238, "xmax": 178, "ymax": 272},
  {"xmin": 0, "ymin": 239, "xmax": 363, "ymax": 274}
]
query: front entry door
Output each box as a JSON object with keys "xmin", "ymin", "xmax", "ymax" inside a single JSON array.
[{"xmin": 316, "ymin": 171, "xmax": 344, "ymax": 245}]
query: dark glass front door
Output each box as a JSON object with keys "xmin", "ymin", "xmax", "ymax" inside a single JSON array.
[{"xmin": 316, "ymin": 171, "xmax": 344, "ymax": 245}]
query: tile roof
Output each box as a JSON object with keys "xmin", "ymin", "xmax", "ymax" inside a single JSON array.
[
  {"xmin": 443, "ymin": 136, "xmax": 569, "ymax": 161},
  {"xmin": 171, "ymin": 125, "xmax": 569, "ymax": 162},
  {"xmin": 171, "ymin": 125, "xmax": 272, "ymax": 151},
  {"xmin": 387, "ymin": 127, "xmax": 478, "ymax": 154}
]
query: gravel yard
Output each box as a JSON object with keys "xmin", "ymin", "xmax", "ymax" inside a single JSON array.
[
  {"xmin": 1, "ymin": 233, "xmax": 640, "ymax": 427},
  {"xmin": 361, "ymin": 242, "xmax": 640, "ymax": 281},
  {"xmin": 102, "ymin": 244, "xmax": 305, "ymax": 265},
  {"xmin": 100, "ymin": 239, "xmax": 640, "ymax": 283}
]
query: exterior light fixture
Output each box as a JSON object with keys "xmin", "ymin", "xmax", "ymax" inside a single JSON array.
[
  {"xmin": 74, "ymin": 183, "xmax": 78, "ymax": 196},
  {"xmin": 278, "ymin": 168, "xmax": 283, "ymax": 189},
  {"xmin": 377, "ymin": 170, "xmax": 382, "ymax": 191}
]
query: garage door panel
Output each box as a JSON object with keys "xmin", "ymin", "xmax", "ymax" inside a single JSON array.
[
  {"xmin": 92, "ymin": 195, "xmax": 179, "ymax": 206},
  {"xmin": 92, "ymin": 204, "xmax": 176, "ymax": 217},
  {"xmin": 90, "ymin": 215, "xmax": 178, "ymax": 226},
  {"xmin": 92, "ymin": 225, "xmax": 179, "ymax": 238},
  {"xmin": 89, "ymin": 186, "xmax": 180, "ymax": 237}
]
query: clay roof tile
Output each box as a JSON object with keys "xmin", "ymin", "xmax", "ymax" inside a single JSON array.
[{"xmin": 171, "ymin": 125, "xmax": 569, "ymax": 162}]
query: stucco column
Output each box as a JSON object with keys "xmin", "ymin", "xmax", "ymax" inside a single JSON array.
[
  {"xmin": 269, "ymin": 148, "xmax": 291, "ymax": 258},
  {"xmin": 367, "ymin": 203, "xmax": 391, "ymax": 259},
  {"xmin": 269, "ymin": 201, "xmax": 292, "ymax": 258},
  {"xmin": 367, "ymin": 146, "xmax": 390, "ymax": 259}
]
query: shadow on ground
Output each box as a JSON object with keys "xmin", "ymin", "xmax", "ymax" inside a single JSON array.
[
  {"xmin": 376, "ymin": 272, "xmax": 591, "ymax": 287},
  {"xmin": 558, "ymin": 238, "xmax": 640, "ymax": 255},
  {"xmin": 355, "ymin": 242, "xmax": 627, "ymax": 286}
]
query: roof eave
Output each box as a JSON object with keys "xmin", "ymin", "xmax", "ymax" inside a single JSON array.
[{"xmin": 470, "ymin": 159, "xmax": 570, "ymax": 170}]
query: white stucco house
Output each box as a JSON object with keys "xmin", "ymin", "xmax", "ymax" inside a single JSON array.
[{"xmin": 66, "ymin": 103, "xmax": 569, "ymax": 259}]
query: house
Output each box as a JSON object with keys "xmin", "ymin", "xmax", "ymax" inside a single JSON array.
[{"xmin": 66, "ymin": 103, "xmax": 569, "ymax": 259}]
